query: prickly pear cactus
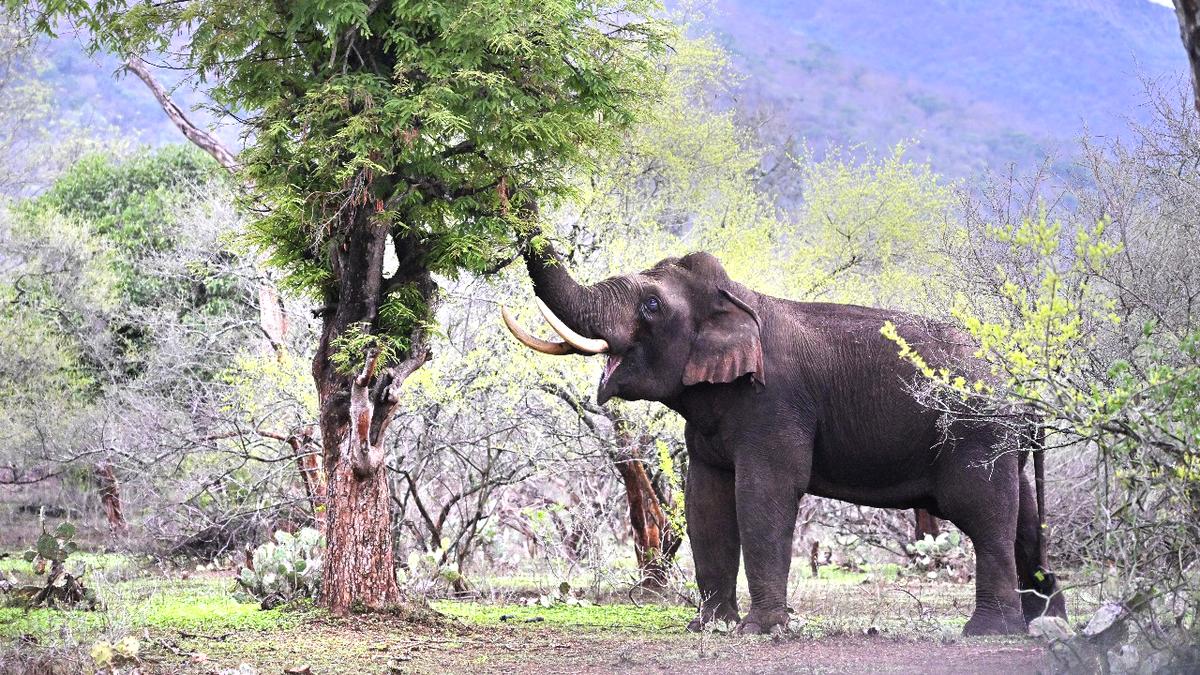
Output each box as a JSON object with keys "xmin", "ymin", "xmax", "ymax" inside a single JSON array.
[
  {"xmin": 24, "ymin": 521, "xmax": 79, "ymax": 565},
  {"xmin": 3, "ymin": 518, "xmax": 98, "ymax": 609},
  {"xmin": 234, "ymin": 528, "xmax": 325, "ymax": 609}
]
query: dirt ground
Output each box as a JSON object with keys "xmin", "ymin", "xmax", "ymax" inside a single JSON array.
[{"xmin": 139, "ymin": 613, "xmax": 1049, "ymax": 675}]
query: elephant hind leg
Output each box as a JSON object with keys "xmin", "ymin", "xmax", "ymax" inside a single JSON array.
[
  {"xmin": 938, "ymin": 449, "xmax": 1025, "ymax": 635},
  {"xmin": 1015, "ymin": 473, "xmax": 1067, "ymax": 623}
]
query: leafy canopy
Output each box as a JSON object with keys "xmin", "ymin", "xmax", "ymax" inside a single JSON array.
[{"xmin": 18, "ymin": 1, "xmax": 670, "ymax": 313}]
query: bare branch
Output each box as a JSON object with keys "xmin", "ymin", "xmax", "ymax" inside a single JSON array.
[{"xmin": 123, "ymin": 56, "xmax": 239, "ymax": 172}]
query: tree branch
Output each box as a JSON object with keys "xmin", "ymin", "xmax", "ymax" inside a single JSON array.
[{"xmin": 123, "ymin": 56, "xmax": 239, "ymax": 172}]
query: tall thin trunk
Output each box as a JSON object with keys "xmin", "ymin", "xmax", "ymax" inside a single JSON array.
[
  {"xmin": 913, "ymin": 508, "xmax": 940, "ymax": 542},
  {"xmin": 614, "ymin": 422, "xmax": 682, "ymax": 588},
  {"xmin": 1173, "ymin": 0, "xmax": 1200, "ymax": 115},
  {"xmin": 288, "ymin": 428, "xmax": 326, "ymax": 533},
  {"xmin": 95, "ymin": 462, "xmax": 127, "ymax": 533}
]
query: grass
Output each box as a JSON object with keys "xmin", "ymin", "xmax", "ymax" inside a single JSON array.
[
  {"xmin": 0, "ymin": 577, "xmax": 307, "ymax": 641},
  {"xmin": 0, "ymin": 551, "xmax": 137, "ymax": 577},
  {"xmin": 0, "ymin": 553, "xmax": 1069, "ymax": 674}
]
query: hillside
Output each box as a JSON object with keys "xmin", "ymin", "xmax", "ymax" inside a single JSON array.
[
  {"xmin": 711, "ymin": 0, "xmax": 1187, "ymax": 176},
  {"xmin": 30, "ymin": 1, "xmax": 1190, "ymax": 179}
]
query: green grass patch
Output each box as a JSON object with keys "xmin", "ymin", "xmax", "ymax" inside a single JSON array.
[
  {"xmin": 0, "ymin": 551, "xmax": 138, "ymax": 578},
  {"xmin": 807, "ymin": 563, "xmax": 902, "ymax": 583},
  {"xmin": 119, "ymin": 578, "xmax": 308, "ymax": 632},
  {"xmin": 433, "ymin": 600, "xmax": 693, "ymax": 631},
  {"xmin": 0, "ymin": 577, "xmax": 306, "ymax": 641}
]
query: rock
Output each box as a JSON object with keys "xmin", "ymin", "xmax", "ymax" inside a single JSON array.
[
  {"xmin": 1106, "ymin": 644, "xmax": 1139, "ymax": 674},
  {"xmin": 1082, "ymin": 603, "xmax": 1126, "ymax": 638},
  {"xmin": 1029, "ymin": 616, "xmax": 1076, "ymax": 641}
]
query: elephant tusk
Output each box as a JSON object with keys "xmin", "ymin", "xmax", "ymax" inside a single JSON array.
[
  {"xmin": 535, "ymin": 298, "xmax": 609, "ymax": 355},
  {"xmin": 500, "ymin": 306, "xmax": 576, "ymax": 355}
]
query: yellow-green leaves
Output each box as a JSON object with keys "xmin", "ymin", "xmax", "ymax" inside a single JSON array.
[
  {"xmin": 956, "ymin": 214, "xmax": 1118, "ymax": 399},
  {"xmin": 781, "ymin": 144, "xmax": 956, "ymax": 310}
]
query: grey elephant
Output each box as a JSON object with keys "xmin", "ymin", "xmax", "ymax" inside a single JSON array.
[{"xmin": 502, "ymin": 247, "xmax": 1067, "ymax": 635}]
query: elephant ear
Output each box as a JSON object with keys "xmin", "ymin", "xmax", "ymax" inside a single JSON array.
[{"xmin": 683, "ymin": 286, "xmax": 765, "ymax": 387}]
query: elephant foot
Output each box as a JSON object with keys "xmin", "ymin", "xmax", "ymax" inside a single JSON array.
[
  {"xmin": 735, "ymin": 607, "xmax": 790, "ymax": 635},
  {"xmin": 963, "ymin": 610, "xmax": 1026, "ymax": 636},
  {"xmin": 1021, "ymin": 569, "xmax": 1068, "ymax": 625},
  {"xmin": 686, "ymin": 605, "xmax": 740, "ymax": 632}
]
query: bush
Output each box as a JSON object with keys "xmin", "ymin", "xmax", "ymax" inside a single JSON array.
[{"xmin": 234, "ymin": 528, "xmax": 324, "ymax": 609}]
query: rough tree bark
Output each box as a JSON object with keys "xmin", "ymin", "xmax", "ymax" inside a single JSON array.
[
  {"xmin": 94, "ymin": 462, "xmax": 127, "ymax": 533},
  {"xmin": 287, "ymin": 427, "xmax": 326, "ymax": 533},
  {"xmin": 312, "ymin": 211, "xmax": 434, "ymax": 613},
  {"xmin": 613, "ymin": 421, "xmax": 682, "ymax": 588},
  {"xmin": 1173, "ymin": 0, "xmax": 1200, "ymax": 115},
  {"xmin": 542, "ymin": 383, "xmax": 683, "ymax": 586},
  {"xmin": 913, "ymin": 508, "xmax": 940, "ymax": 542}
]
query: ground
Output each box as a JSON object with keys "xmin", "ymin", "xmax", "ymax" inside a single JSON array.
[
  {"xmin": 131, "ymin": 613, "xmax": 1048, "ymax": 675},
  {"xmin": 0, "ymin": 551, "xmax": 1073, "ymax": 674}
]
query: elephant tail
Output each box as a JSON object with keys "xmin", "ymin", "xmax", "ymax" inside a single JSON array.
[{"xmin": 1032, "ymin": 420, "xmax": 1047, "ymax": 567}]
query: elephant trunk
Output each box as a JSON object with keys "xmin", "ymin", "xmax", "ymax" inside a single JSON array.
[
  {"xmin": 516, "ymin": 239, "xmax": 636, "ymax": 355},
  {"xmin": 522, "ymin": 242, "xmax": 601, "ymax": 338}
]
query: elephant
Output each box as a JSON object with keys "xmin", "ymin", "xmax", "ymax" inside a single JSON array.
[{"xmin": 501, "ymin": 246, "xmax": 1068, "ymax": 636}]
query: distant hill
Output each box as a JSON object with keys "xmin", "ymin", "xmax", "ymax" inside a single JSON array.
[
  {"xmin": 32, "ymin": 1, "xmax": 1189, "ymax": 180},
  {"xmin": 709, "ymin": 0, "xmax": 1188, "ymax": 177},
  {"xmin": 37, "ymin": 36, "xmax": 237, "ymax": 150}
]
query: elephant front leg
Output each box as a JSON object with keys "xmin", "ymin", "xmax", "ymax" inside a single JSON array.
[
  {"xmin": 685, "ymin": 459, "xmax": 741, "ymax": 631},
  {"xmin": 735, "ymin": 455, "xmax": 802, "ymax": 635}
]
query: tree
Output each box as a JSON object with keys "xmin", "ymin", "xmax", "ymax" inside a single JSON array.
[
  {"xmin": 15, "ymin": 0, "xmax": 669, "ymax": 613},
  {"xmin": 0, "ymin": 147, "xmax": 311, "ymax": 553}
]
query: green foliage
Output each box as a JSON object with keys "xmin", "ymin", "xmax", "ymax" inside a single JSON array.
[
  {"xmin": 2, "ymin": 147, "xmax": 253, "ymax": 395},
  {"xmin": 901, "ymin": 208, "xmax": 1200, "ymax": 657},
  {"xmin": 234, "ymin": 529, "xmax": 325, "ymax": 608},
  {"xmin": 780, "ymin": 143, "xmax": 956, "ymax": 309},
  {"xmin": 654, "ymin": 439, "xmax": 686, "ymax": 539},
  {"xmin": 955, "ymin": 214, "xmax": 1120, "ymax": 396},
  {"xmin": 19, "ymin": 146, "xmax": 224, "ymax": 303},
  {"xmin": 17, "ymin": 0, "xmax": 671, "ymax": 358},
  {"xmin": 24, "ymin": 520, "xmax": 79, "ymax": 565},
  {"xmin": 0, "ymin": 577, "xmax": 304, "ymax": 641},
  {"xmin": 1, "ymin": 518, "xmax": 97, "ymax": 610}
]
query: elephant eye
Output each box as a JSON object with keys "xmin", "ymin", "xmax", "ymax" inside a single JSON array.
[{"xmin": 641, "ymin": 296, "xmax": 660, "ymax": 316}]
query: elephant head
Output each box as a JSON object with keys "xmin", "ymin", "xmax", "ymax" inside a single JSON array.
[{"xmin": 502, "ymin": 246, "xmax": 765, "ymax": 404}]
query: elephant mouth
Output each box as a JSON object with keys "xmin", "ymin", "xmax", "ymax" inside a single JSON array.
[{"xmin": 601, "ymin": 354, "xmax": 623, "ymax": 387}]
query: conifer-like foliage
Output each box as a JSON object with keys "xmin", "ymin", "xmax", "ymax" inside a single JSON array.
[{"xmin": 21, "ymin": 0, "xmax": 668, "ymax": 325}]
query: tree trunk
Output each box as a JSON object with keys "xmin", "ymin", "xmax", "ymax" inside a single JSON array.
[
  {"xmin": 288, "ymin": 428, "xmax": 326, "ymax": 533},
  {"xmin": 127, "ymin": 55, "xmax": 434, "ymax": 616},
  {"xmin": 320, "ymin": 446, "xmax": 401, "ymax": 612},
  {"xmin": 313, "ymin": 209, "xmax": 434, "ymax": 615},
  {"xmin": 95, "ymin": 462, "xmax": 127, "ymax": 533},
  {"xmin": 1173, "ymin": 0, "xmax": 1200, "ymax": 115},
  {"xmin": 614, "ymin": 424, "xmax": 681, "ymax": 588},
  {"xmin": 913, "ymin": 508, "xmax": 940, "ymax": 541}
]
